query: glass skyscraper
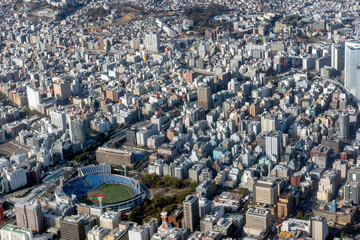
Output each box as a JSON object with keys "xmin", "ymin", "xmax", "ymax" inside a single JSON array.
[{"xmin": 345, "ymin": 42, "xmax": 360, "ymax": 98}]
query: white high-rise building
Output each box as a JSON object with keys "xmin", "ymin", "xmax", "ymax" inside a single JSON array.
[
  {"xmin": 50, "ymin": 109, "xmax": 67, "ymax": 131},
  {"xmin": 331, "ymin": 43, "xmax": 345, "ymax": 71},
  {"xmin": 344, "ymin": 42, "xmax": 360, "ymax": 98},
  {"xmin": 265, "ymin": 131, "xmax": 282, "ymax": 163},
  {"xmin": 4, "ymin": 167, "xmax": 27, "ymax": 191},
  {"xmin": 128, "ymin": 225, "xmax": 148, "ymax": 240},
  {"xmin": 26, "ymin": 87, "xmax": 41, "ymax": 110},
  {"xmin": 145, "ymin": 32, "xmax": 160, "ymax": 52},
  {"xmin": 0, "ymin": 224, "xmax": 33, "ymax": 240}
]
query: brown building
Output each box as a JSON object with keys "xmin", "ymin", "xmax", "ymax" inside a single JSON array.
[
  {"xmin": 168, "ymin": 208, "xmax": 183, "ymax": 228},
  {"xmin": 197, "ymin": 85, "xmax": 212, "ymax": 110},
  {"xmin": 60, "ymin": 215, "xmax": 86, "ymax": 240},
  {"xmin": 15, "ymin": 202, "xmax": 44, "ymax": 234},
  {"xmin": 96, "ymin": 147, "xmax": 135, "ymax": 166},
  {"xmin": 277, "ymin": 193, "xmax": 295, "ymax": 219},
  {"xmin": 182, "ymin": 195, "xmax": 200, "ymax": 232},
  {"xmin": 314, "ymin": 203, "xmax": 356, "ymax": 225},
  {"xmin": 249, "ymin": 101, "xmax": 262, "ymax": 117},
  {"xmin": 53, "ymin": 80, "xmax": 71, "ymax": 102},
  {"xmin": 183, "ymin": 71, "xmax": 198, "ymax": 83}
]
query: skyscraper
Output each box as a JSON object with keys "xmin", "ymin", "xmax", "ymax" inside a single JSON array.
[
  {"xmin": 26, "ymin": 86, "xmax": 41, "ymax": 110},
  {"xmin": 338, "ymin": 111, "xmax": 350, "ymax": 139},
  {"xmin": 50, "ymin": 108, "xmax": 67, "ymax": 131},
  {"xmin": 145, "ymin": 32, "xmax": 160, "ymax": 52},
  {"xmin": 15, "ymin": 202, "xmax": 44, "ymax": 234},
  {"xmin": 197, "ymin": 85, "xmax": 212, "ymax": 110},
  {"xmin": 311, "ymin": 216, "xmax": 328, "ymax": 240},
  {"xmin": 255, "ymin": 178, "xmax": 278, "ymax": 205},
  {"xmin": 69, "ymin": 117, "xmax": 90, "ymax": 149},
  {"xmin": 182, "ymin": 195, "xmax": 200, "ymax": 232},
  {"xmin": 344, "ymin": 42, "xmax": 360, "ymax": 98},
  {"xmin": 53, "ymin": 80, "xmax": 72, "ymax": 102},
  {"xmin": 265, "ymin": 131, "xmax": 282, "ymax": 163},
  {"xmin": 331, "ymin": 43, "xmax": 345, "ymax": 71}
]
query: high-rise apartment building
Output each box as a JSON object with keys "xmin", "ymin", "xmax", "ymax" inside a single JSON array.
[
  {"xmin": 197, "ymin": 85, "xmax": 212, "ymax": 110},
  {"xmin": 15, "ymin": 202, "xmax": 44, "ymax": 234},
  {"xmin": 182, "ymin": 195, "xmax": 200, "ymax": 232},
  {"xmin": 26, "ymin": 87, "xmax": 41, "ymax": 110},
  {"xmin": 0, "ymin": 224, "xmax": 33, "ymax": 240},
  {"xmin": 145, "ymin": 32, "xmax": 160, "ymax": 52},
  {"xmin": 50, "ymin": 108, "xmax": 67, "ymax": 131},
  {"xmin": 344, "ymin": 42, "xmax": 360, "ymax": 99},
  {"xmin": 261, "ymin": 113, "xmax": 279, "ymax": 132}
]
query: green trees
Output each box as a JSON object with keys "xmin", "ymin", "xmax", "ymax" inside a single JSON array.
[
  {"xmin": 138, "ymin": 173, "xmax": 194, "ymax": 189},
  {"xmin": 129, "ymin": 174, "xmax": 199, "ymax": 224},
  {"xmin": 183, "ymin": 4, "xmax": 229, "ymax": 33}
]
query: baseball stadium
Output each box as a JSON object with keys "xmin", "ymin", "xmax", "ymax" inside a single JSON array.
[{"xmin": 55, "ymin": 164, "xmax": 149, "ymax": 212}]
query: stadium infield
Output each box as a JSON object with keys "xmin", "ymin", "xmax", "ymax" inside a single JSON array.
[{"xmin": 80, "ymin": 183, "xmax": 135, "ymax": 205}]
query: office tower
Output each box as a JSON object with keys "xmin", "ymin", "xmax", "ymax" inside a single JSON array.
[
  {"xmin": 145, "ymin": 32, "xmax": 160, "ymax": 52},
  {"xmin": 244, "ymin": 207, "xmax": 271, "ymax": 237},
  {"xmin": 15, "ymin": 202, "xmax": 44, "ymax": 234},
  {"xmin": 182, "ymin": 195, "xmax": 200, "ymax": 232},
  {"xmin": 50, "ymin": 109, "xmax": 67, "ymax": 131},
  {"xmin": 344, "ymin": 180, "xmax": 360, "ymax": 205},
  {"xmin": 261, "ymin": 113, "xmax": 279, "ymax": 132},
  {"xmin": 69, "ymin": 117, "xmax": 90, "ymax": 149},
  {"xmin": 0, "ymin": 224, "xmax": 33, "ymax": 240},
  {"xmin": 265, "ymin": 131, "xmax": 282, "ymax": 163},
  {"xmin": 197, "ymin": 85, "xmax": 212, "ymax": 110},
  {"xmin": 53, "ymin": 80, "xmax": 72, "ymax": 102},
  {"xmin": 345, "ymin": 42, "xmax": 360, "ymax": 98},
  {"xmin": 331, "ymin": 43, "xmax": 345, "ymax": 71},
  {"xmin": 60, "ymin": 215, "xmax": 86, "ymax": 240},
  {"xmin": 311, "ymin": 216, "xmax": 328, "ymax": 240},
  {"xmin": 338, "ymin": 111, "xmax": 350, "ymax": 139},
  {"xmin": 255, "ymin": 178, "xmax": 278, "ymax": 205},
  {"xmin": 26, "ymin": 87, "xmax": 41, "ymax": 110}
]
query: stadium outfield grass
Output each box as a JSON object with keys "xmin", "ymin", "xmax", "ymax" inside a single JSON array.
[{"xmin": 80, "ymin": 183, "xmax": 135, "ymax": 205}]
